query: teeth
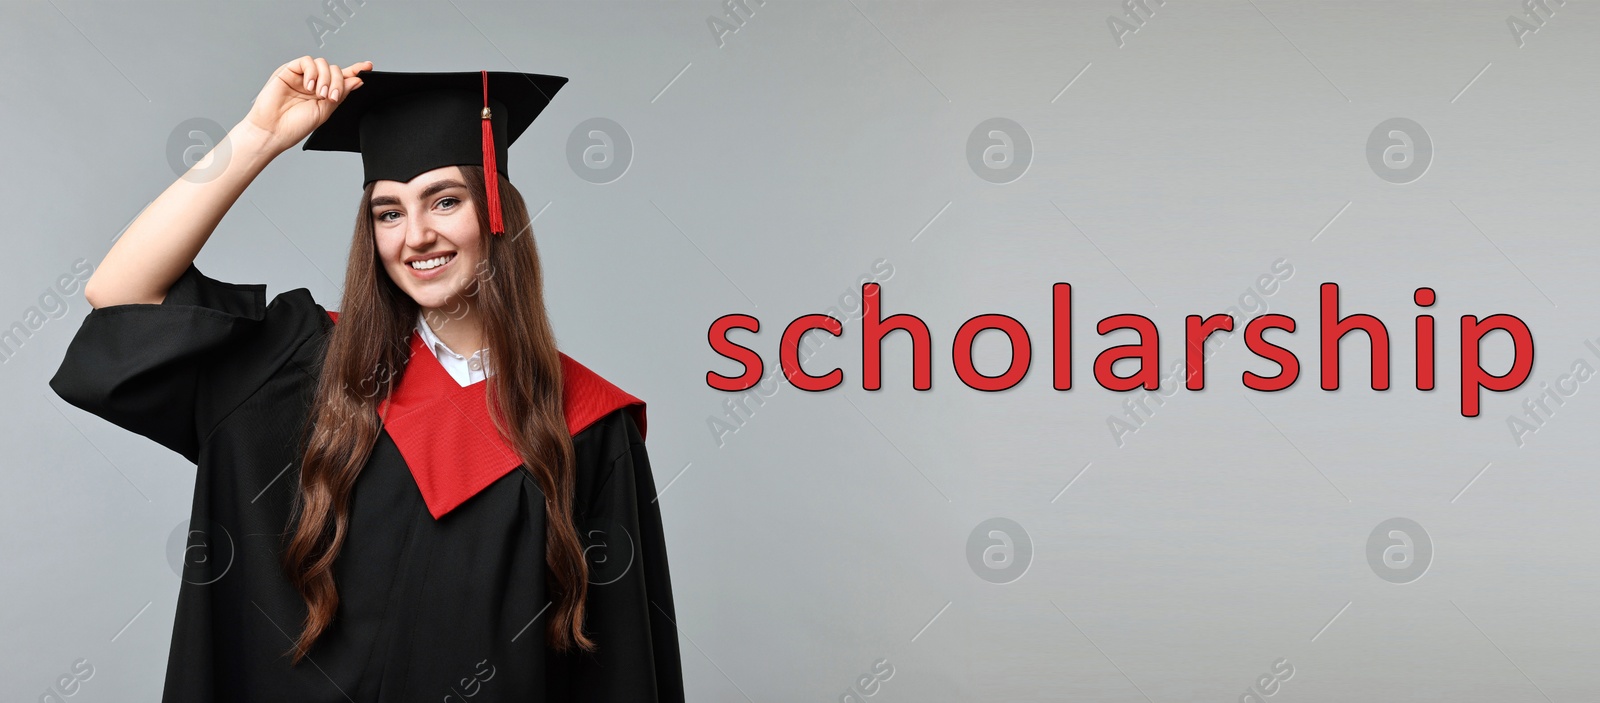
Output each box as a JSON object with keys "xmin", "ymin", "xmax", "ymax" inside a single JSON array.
[{"xmin": 408, "ymin": 253, "xmax": 454, "ymax": 270}]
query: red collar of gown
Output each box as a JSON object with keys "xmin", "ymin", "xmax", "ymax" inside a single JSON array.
[{"xmin": 325, "ymin": 311, "xmax": 646, "ymax": 520}]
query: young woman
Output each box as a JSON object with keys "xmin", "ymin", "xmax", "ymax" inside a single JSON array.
[{"xmin": 49, "ymin": 57, "xmax": 684, "ymax": 702}]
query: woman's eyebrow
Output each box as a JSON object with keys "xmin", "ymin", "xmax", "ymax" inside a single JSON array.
[{"xmin": 370, "ymin": 179, "xmax": 469, "ymax": 208}]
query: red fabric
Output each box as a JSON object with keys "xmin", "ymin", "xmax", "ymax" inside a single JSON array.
[{"xmin": 324, "ymin": 310, "xmax": 646, "ymax": 519}]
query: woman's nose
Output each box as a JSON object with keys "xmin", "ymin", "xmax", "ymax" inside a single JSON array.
[{"xmin": 405, "ymin": 214, "xmax": 438, "ymax": 248}]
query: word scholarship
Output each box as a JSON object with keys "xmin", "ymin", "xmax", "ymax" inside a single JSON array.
[{"xmin": 706, "ymin": 283, "xmax": 1533, "ymax": 418}]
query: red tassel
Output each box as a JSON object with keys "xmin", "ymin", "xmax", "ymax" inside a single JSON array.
[{"xmin": 480, "ymin": 70, "xmax": 504, "ymax": 236}]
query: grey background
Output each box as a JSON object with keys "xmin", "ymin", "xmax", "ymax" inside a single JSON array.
[{"xmin": 3, "ymin": 0, "xmax": 1598, "ymax": 700}]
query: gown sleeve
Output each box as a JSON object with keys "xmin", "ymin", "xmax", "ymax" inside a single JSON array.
[
  {"xmin": 47, "ymin": 262, "xmax": 309, "ymax": 465},
  {"xmin": 555, "ymin": 409, "xmax": 687, "ymax": 702}
]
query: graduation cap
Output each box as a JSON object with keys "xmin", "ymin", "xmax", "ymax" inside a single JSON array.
[{"xmin": 303, "ymin": 70, "xmax": 568, "ymax": 236}]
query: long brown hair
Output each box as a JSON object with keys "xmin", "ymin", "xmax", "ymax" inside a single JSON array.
[{"xmin": 278, "ymin": 164, "xmax": 595, "ymax": 663}]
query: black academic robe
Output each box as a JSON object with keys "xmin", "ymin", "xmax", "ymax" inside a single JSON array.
[{"xmin": 47, "ymin": 263, "xmax": 685, "ymax": 703}]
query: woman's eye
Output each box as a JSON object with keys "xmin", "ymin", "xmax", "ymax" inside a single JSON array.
[
  {"xmin": 437, "ymin": 197, "xmax": 459, "ymax": 210},
  {"xmin": 376, "ymin": 211, "xmax": 399, "ymax": 222}
]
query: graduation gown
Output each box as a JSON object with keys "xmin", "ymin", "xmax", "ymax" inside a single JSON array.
[{"xmin": 48, "ymin": 263, "xmax": 685, "ymax": 702}]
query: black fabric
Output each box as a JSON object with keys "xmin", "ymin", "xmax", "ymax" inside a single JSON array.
[
  {"xmin": 48, "ymin": 264, "xmax": 684, "ymax": 702},
  {"xmin": 300, "ymin": 70, "xmax": 568, "ymax": 186}
]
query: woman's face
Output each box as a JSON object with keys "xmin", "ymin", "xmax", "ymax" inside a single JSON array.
[{"xmin": 370, "ymin": 165, "xmax": 486, "ymax": 312}]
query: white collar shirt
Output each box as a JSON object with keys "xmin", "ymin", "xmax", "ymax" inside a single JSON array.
[{"xmin": 415, "ymin": 311, "xmax": 492, "ymax": 386}]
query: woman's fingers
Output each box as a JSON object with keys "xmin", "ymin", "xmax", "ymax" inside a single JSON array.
[
  {"xmin": 313, "ymin": 57, "xmax": 331, "ymax": 98},
  {"xmin": 277, "ymin": 56, "xmax": 308, "ymax": 94},
  {"xmin": 328, "ymin": 64, "xmax": 342, "ymax": 101},
  {"xmin": 297, "ymin": 56, "xmax": 317, "ymax": 93},
  {"xmin": 339, "ymin": 61, "xmax": 369, "ymax": 95},
  {"xmin": 277, "ymin": 57, "xmax": 368, "ymax": 101},
  {"xmin": 325, "ymin": 60, "xmax": 374, "ymax": 102}
]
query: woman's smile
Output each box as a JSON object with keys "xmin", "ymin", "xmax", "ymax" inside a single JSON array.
[{"xmin": 405, "ymin": 251, "xmax": 457, "ymax": 280}]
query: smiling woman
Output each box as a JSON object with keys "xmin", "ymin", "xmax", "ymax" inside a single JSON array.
[
  {"xmin": 367, "ymin": 169, "xmax": 488, "ymax": 354},
  {"xmin": 49, "ymin": 59, "xmax": 685, "ymax": 702}
]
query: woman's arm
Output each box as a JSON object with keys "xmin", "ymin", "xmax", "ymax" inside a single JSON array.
[{"xmin": 84, "ymin": 57, "xmax": 372, "ymax": 309}]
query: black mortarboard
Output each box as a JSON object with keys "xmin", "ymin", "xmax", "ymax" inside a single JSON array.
[{"xmin": 303, "ymin": 70, "xmax": 568, "ymax": 235}]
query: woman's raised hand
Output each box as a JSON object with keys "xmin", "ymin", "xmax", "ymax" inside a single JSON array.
[{"xmin": 244, "ymin": 57, "xmax": 373, "ymax": 154}]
